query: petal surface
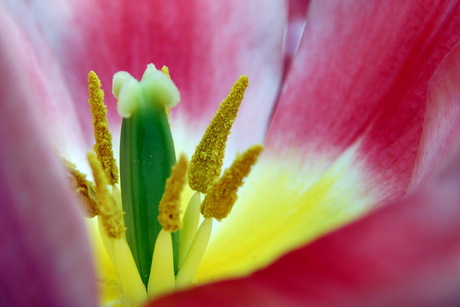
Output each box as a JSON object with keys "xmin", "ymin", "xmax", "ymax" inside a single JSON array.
[
  {"xmin": 33, "ymin": 0, "xmax": 286, "ymax": 159},
  {"xmin": 410, "ymin": 41, "xmax": 460, "ymax": 188},
  {"xmin": 0, "ymin": 1, "xmax": 89, "ymax": 164},
  {"xmin": 153, "ymin": 142, "xmax": 460, "ymax": 306},
  {"xmin": 268, "ymin": 0, "xmax": 460, "ymax": 199},
  {"xmin": 0, "ymin": 7, "xmax": 97, "ymax": 306},
  {"xmin": 191, "ymin": 0, "xmax": 460, "ymax": 285},
  {"xmin": 284, "ymin": 0, "xmax": 310, "ymax": 72},
  {"xmin": 197, "ymin": 145, "xmax": 374, "ymax": 284}
]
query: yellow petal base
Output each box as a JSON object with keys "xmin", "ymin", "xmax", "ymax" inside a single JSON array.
[{"xmin": 195, "ymin": 145, "xmax": 375, "ymax": 284}]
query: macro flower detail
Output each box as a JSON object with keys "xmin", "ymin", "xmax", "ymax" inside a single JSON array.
[
  {"xmin": 65, "ymin": 64, "xmax": 262, "ymax": 305},
  {"xmin": 2, "ymin": 1, "xmax": 460, "ymax": 306}
]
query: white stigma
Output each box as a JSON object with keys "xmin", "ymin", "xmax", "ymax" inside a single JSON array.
[{"xmin": 112, "ymin": 63, "xmax": 181, "ymax": 118}]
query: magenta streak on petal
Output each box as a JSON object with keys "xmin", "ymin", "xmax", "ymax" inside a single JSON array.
[
  {"xmin": 0, "ymin": 8, "xmax": 97, "ymax": 307},
  {"xmin": 41, "ymin": 0, "xmax": 286, "ymax": 153},
  {"xmin": 266, "ymin": 0, "xmax": 460, "ymax": 201}
]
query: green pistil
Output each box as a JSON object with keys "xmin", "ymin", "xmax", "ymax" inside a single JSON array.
[
  {"xmin": 70, "ymin": 65, "xmax": 264, "ymax": 305},
  {"xmin": 115, "ymin": 64, "xmax": 181, "ymax": 286}
]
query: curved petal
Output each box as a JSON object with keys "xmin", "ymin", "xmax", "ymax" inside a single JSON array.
[
  {"xmin": 284, "ymin": 0, "xmax": 310, "ymax": 72},
  {"xmin": 30, "ymin": 0, "xmax": 286, "ymax": 160},
  {"xmin": 196, "ymin": 146, "xmax": 374, "ymax": 283},
  {"xmin": 410, "ymin": 41, "xmax": 460, "ymax": 189},
  {"xmin": 267, "ymin": 0, "xmax": 460, "ymax": 200},
  {"xmin": 0, "ymin": 8, "xmax": 97, "ymax": 307},
  {"xmin": 189, "ymin": 0, "xmax": 460, "ymax": 285},
  {"xmin": 192, "ymin": 1, "xmax": 458, "ymax": 282},
  {"xmin": 152, "ymin": 144, "xmax": 460, "ymax": 306}
]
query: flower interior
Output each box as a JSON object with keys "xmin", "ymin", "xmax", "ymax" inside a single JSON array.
[{"xmin": 65, "ymin": 64, "xmax": 262, "ymax": 305}]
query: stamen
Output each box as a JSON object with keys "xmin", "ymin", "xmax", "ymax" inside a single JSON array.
[
  {"xmin": 63, "ymin": 159, "xmax": 98, "ymax": 217},
  {"xmin": 158, "ymin": 154, "xmax": 188, "ymax": 232},
  {"xmin": 175, "ymin": 218, "xmax": 213, "ymax": 290},
  {"xmin": 87, "ymin": 151, "xmax": 125, "ymax": 239},
  {"xmin": 116, "ymin": 64, "xmax": 181, "ymax": 285},
  {"xmin": 179, "ymin": 192, "xmax": 201, "ymax": 268},
  {"xmin": 147, "ymin": 230, "xmax": 175, "ymax": 298},
  {"xmin": 202, "ymin": 145, "xmax": 263, "ymax": 221},
  {"xmin": 188, "ymin": 75, "xmax": 249, "ymax": 193},
  {"xmin": 113, "ymin": 238, "xmax": 148, "ymax": 304},
  {"xmin": 88, "ymin": 71, "xmax": 119, "ymax": 185}
]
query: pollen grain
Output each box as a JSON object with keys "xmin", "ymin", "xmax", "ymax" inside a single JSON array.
[
  {"xmin": 158, "ymin": 154, "xmax": 188, "ymax": 232},
  {"xmin": 161, "ymin": 66, "xmax": 171, "ymax": 118},
  {"xmin": 161, "ymin": 65, "xmax": 171, "ymax": 79},
  {"xmin": 87, "ymin": 151, "xmax": 125, "ymax": 239},
  {"xmin": 63, "ymin": 159, "xmax": 98, "ymax": 217},
  {"xmin": 201, "ymin": 144, "xmax": 263, "ymax": 221},
  {"xmin": 188, "ymin": 75, "xmax": 249, "ymax": 193},
  {"xmin": 88, "ymin": 71, "xmax": 119, "ymax": 185}
]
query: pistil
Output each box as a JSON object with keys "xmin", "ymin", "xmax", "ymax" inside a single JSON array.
[
  {"xmin": 64, "ymin": 65, "xmax": 263, "ymax": 305},
  {"xmin": 115, "ymin": 65, "xmax": 181, "ymax": 285}
]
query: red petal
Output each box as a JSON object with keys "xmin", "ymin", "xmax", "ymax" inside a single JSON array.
[
  {"xmin": 49, "ymin": 0, "xmax": 286, "ymax": 152},
  {"xmin": 152, "ymin": 141, "xmax": 460, "ymax": 307},
  {"xmin": 0, "ymin": 9, "xmax": 97, "ymax": 306},
  {"xmin": 410, "ymin": 41, "xmax": 460, "ymax": 189},
  {"xmin": 267, "ymin": 1, "xmax": 460, "ymax": 199}
]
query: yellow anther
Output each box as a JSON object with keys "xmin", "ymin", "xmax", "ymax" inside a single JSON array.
[
  {"xmin": 161, "ymin": 65, "xmax": 171, "ymax": 118},
  {"xmin": 161, "ymin": 65, "xmax": 171, "ymax": 79},
  {"xmin": 63, "ymin": 159, "xmax": 98, "ymax": 217},
  {"xmin": 87, "ymin": 151, "xmax": 125, "ymax": 239},
  {"xmin": 202, "ymin": 145, "xmax": 263, "ymax": 221},
  {"xmin": 158, "ymin": 154, "xmax": 188, "ymax": 232},
  {"xmin": 88, "ymin": 71, "xmax": 119, "ymax": 185},
  {"xmin": 188, "ymin": 75, "xmax": 249, "ymax": 193}
]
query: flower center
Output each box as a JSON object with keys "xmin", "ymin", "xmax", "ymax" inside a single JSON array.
[{"xmin": 65, "ymin": 64, "xmax": 262, "ymax": 305}]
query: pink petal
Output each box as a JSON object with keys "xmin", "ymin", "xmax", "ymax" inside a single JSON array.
[
  {"xmin": 152, "ymin": 141, "xmax": 460, "ymax": 307},
  {"xmin": 1, "ymin": 1, "xmax": 89, "ymax": 159},
  {"xmin": 284, "ymin": 0, "xmax": 310, "ymax": 72},
  {"xmin": 267, "ymin": 1, "xmax": 460, "ymax": 199},
  {"xmin": 0, "ymin": 8, "xmax": 97, "ymax": 306},
  {"xmin": 410, "ymin": 41, "xmax": 460, "ymax": 189},
  {"xmin": 38, "ymin": 0, "xmax": 286, "ymax": 153}
]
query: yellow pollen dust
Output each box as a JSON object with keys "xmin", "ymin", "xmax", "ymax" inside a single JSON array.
[
  {"xmin": 63, "ymin": 159, "xmax": 98, "ymax": 217},
  {"xmin": 188, "ymin": 75, "xmax": 249, "ymax": 193},
  {"xmin": 202, "ymin": 144, "xmax": 263, "ymax": 221},
  {"xmin": 87, "ymin": 151, "xmax": 125, "ymax": 239},
  {"xmin": 88, "ymin": 71, "xmax": 119, "ymax": 185},
  {"xmin": 158, "ymin": 154, "xmax": 188, "ymax": 232},
  {"xmin": 161, "ymin": 65, "xmax": 171, "ymax": 78},
  {"xmin": 161, "ymin": 65, "xmax": 172, "ymax": 118}
]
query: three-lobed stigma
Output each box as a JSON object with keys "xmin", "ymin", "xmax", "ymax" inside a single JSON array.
[{"xmin": 64, "ymin": 64, "xmax": 263, "ymax": 305}]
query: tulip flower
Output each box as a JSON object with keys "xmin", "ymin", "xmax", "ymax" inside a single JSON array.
[{"xmin": 1, "ymin": 0, "xmax": 460, "ymax": 306}]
